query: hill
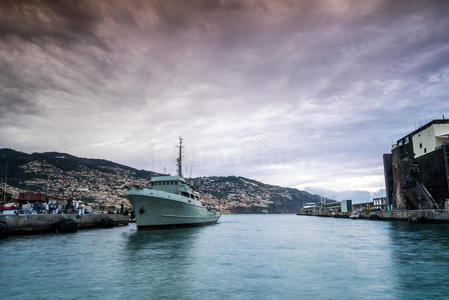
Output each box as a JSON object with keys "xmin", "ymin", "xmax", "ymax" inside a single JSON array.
[
  {"xmin": 0, "ymin": 148, "xmax": 330, "ymax": 213},
  {"xmin": 194, "ymin": 176, "xmax": 329, "ymax": 213}
]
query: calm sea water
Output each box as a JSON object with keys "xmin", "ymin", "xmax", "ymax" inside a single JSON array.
[{"xmin": 2, "ymin": 214, "xmax": 449, "ymax": 299}]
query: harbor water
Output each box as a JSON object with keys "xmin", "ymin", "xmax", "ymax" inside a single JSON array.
[{"xmin": 2, "ymin": 214, "xmax": 449, "ymax": 299}]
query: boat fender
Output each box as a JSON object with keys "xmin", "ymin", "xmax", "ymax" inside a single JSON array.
[
  {"xmin": 0, "ymin": 221, "xmax": 9, "ymax": 239},
  {"xmin": 99, "ymin": 217, "xmax": 114, "ymax": 228},
  {"xmin": 55, "ymin": 219, "xmax": 78, "ymax": 233}
]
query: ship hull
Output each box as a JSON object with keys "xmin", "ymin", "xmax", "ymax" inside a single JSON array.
[
  {"xmin": 137, "ymin": 220, "xmax": 219, "ymax": 229},
  {"xmin": 128, "ymin": 188, "xmax": 220, "ymax": 229}
]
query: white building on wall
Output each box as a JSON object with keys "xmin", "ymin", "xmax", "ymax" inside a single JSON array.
[
  {"xmin": 395, "ymin": 119, "xmax": 449, "ymax": 158},
  {"xmin": 412, "ymin": 121, "xmax": 449, "ymax": 158}
]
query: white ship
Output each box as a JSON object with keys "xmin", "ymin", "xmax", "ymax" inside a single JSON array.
[{"xmin": 127, "ymin": 138, "xmax": 221, "ymax": 229}]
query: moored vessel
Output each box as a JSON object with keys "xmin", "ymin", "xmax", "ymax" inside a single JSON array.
[
  {"xmin": 127, "ymin": 138, "xmax": 221, "ymax": 229},
  {"xmin": 349, "ymin": 211, "xmax": 360, "ymax": 219}
]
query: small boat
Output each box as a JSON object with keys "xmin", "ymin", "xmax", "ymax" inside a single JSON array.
[{"xmin": 349, "ymin": 211, "xmax": 359, "ymax": 219}]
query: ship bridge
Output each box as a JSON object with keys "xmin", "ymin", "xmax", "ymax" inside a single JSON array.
[{"xmin": 149, "ymin": 175, "xmax": 198, "ymax": 200}]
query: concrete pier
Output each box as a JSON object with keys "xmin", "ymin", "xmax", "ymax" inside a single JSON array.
[
  {"xmin": 0, "ymin": 214, "xmax": 129, "ymax": 237},
  {"xmin": 298, "ymin": 209, "xmax": 449, "ymax": 223}
]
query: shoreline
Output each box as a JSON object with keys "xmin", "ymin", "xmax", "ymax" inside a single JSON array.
[
  {"xmin": 297, "ymin": 209, "xmax": 449, "ymax": 224},
  {"xmin": 0, "ymin": 214, "xmax": 129, "ymax": 238}
]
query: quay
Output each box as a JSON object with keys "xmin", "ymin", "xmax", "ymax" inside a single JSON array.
[
  {"xmin": 0, "ymin": 214, "xmax": 129, "ymax": 238},
  {"xmin": 298, "ymin": 209, "xmax": 449, "ymax": 224},
  {"xmin": 300, "ymin": 119, "xmax": 449, "ymax": 225}
]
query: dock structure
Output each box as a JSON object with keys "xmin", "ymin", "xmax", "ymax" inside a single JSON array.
[
  {"xmin": 383, "ymin": 119, "xmax": 449, "ymax": 210},
  {"xmin": 299, "ymin": 119, "xmax": 449, "ymax": 224},
  {"xmin": 298, "ymin": 209, "xmax": 449, "ymax": 223},
  {"xmin": 0, "ymin": 214, "xmax": 129, "ymax": 238}
]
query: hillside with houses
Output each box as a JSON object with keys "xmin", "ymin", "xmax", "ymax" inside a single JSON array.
[{"xmin": 0, "ymin": 149, "xmax": 328, "ymax": 213}]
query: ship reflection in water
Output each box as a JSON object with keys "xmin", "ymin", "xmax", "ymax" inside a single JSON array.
[{"xmin": 2, "ymin": 215, "xmax": 449, "ymax": 299}]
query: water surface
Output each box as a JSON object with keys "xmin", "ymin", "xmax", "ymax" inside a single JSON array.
[{"xmin": 2, "ymin": 215, "xmax": 449, "ymax": 299}]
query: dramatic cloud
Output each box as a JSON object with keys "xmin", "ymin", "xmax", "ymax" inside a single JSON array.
[{"xmin": 1, "ymin": 0, "xmax": 449, "ymax": 197}]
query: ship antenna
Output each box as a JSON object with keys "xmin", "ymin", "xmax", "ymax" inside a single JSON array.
[{"xmin": 177, "ymin": 137, "xmax": 183, "ymax": 177}]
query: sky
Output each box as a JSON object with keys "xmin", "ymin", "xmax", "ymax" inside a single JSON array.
[{"xmin": 1, "ymin": 0, "xmax": 449, "ymax": 199}]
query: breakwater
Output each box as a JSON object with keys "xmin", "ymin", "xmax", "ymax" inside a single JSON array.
[
  {"xmin": 298, "ymin": 209, "xmax": 449, "ymax": 223},
  {"xmin": 0, "ymin": 214, "xmax": 129, "ymax": 238}
]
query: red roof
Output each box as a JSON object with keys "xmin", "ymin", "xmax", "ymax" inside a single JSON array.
[{"xmin": 17, "ymin": 192, "xmax": 46, "ymax": 202}]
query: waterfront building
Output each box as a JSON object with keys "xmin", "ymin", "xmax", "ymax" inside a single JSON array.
[
  {"xmin": 341, "ymin": 200, "xmax": 352, "ymax": 213},
  {"xmin": 383, "ymin": 119, "xmax": 449, "ymax": 210},
  {"xmin": 352, "ymin": 201, "xmax": 374, "ymax": 212},
  {"xmin": 300, "ymin": 202, "xmax": 318, "ymax": 214},
  {"xmin": 326, "ymin": 201, "xmax": 342, "ymax": 213},
  {"xmin": 373, "ymin": 197, "xmax": 387, "ymax": 210}
]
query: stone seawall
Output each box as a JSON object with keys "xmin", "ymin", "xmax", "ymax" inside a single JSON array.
[
  {"xmin": 0, "ymin": 214, "xmax": 129, "ymax": 237},
  {"xmin": 298, "ymin": 209, "xmax": 449, "ymax": 223}
]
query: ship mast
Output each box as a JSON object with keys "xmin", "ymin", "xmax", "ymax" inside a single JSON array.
[{"xmin": 177, "ymin": 137, "xmax": 183, "ymax": 177}]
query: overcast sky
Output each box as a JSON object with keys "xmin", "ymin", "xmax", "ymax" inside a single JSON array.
[{"xmin": 1, "ymin": 0, "xmax": 448, "ymax": 196}]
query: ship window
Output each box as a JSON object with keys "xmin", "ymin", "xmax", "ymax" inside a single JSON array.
[
  {"xmin": 420, "ymin": 143, "xmax": 422, "ymax": 149},
  {"xmin": 405, "ymin": 137, "xmax": 409, "ymax": 144},
  {"xmin": 424, "ymin": 148, "xmax": 427, "ymax": 153},
  {"xmin": 190, "ymin": 194, "xmax": 194, "ymax": 199}
]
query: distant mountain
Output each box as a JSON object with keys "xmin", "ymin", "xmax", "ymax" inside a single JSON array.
[
  {"xmin": 193, "ymin": 176, "xmax": 333, "ymax": 214},
  {"xmin": 0, "ymin": 148, "xmax": 331, "ymax": 213},
  {"xmin": 304, "ymin": 186, "xmax": 386, "ymax": 203}
]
